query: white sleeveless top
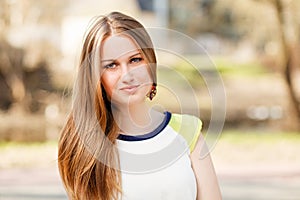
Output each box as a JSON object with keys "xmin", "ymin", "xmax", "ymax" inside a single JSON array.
[{"xmin": 116, "ymin": 112, "xmax": 202, "ymax": 200}]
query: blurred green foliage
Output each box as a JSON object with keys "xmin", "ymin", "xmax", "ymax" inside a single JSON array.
[
  {"xmin": 162, "ymin": 55, "xmax": 269, "ymax": 88},
  {"xmin": 213, "ymin": 57, "xmax": 269, "ymax": 77},
  {"xmin": 219, "ymin": 131, "xmax": 300, "ymax": 144}
]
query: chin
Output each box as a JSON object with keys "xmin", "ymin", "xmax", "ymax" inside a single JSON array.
[{"xmin": 111, "ymin": 94, "xmax": 145, "ymax": 107}]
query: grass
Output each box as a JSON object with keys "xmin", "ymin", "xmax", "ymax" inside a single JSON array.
[
  {"xmin": 213, "ymin": 57, "xmax": 269, "ymax": 77},
  {"xmin": 162, "ymin": 55, "xmax": 270, "ymax": 88},
  {"xmin": 0, "ymin": 140, "xmax": 57, "ymax": 148},
  {"xmin": 0, "ymin": 141, "xmax": 58, "ymax": 169},
  {"xmin": 210, "ymin": 131, "xmax": 300, "ymax": 173},
  {"xmin": 155, "ymin": 55, "xmax": 272, "ymax": 97},
  {"xmin": 218, "ymin": 130, "xmax": 300, "ymax": 144}
]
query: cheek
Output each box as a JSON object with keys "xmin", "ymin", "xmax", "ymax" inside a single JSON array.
[
  {"xmin": 101, "ymin": 73, "xmax": 119, "ymax": 97},
  {"xmin": 133, "ymin": 65, "xmax": 152, "ymax": 83}
]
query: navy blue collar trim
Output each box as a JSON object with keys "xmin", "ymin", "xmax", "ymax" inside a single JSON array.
[{"xmin": 117, "ymin": 111, "xmax": 171, "ymax": 141}]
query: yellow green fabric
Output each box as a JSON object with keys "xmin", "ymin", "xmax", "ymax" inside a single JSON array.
[{"xmin": 169, "ymin": 113, "xmax": 202, "ymax": 152}]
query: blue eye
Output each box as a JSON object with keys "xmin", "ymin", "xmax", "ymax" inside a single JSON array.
[
  {"xmin": 104, "ymin": 63, "xmax": 116, "ymax": 69},
  {"xmin": 130, "ymin": 57, "xmax": 143, "ymax": 63}
]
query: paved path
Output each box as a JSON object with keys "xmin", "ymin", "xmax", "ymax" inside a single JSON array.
[
  {"xmin": 1, "ymin": 167, "xmax": 300, "ymax": 200},
  {"xmin": 0, "ymin": 168, "xmax": 67, "ymax": 200}
]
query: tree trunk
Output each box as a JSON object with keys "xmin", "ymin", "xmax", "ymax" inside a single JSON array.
[{"xmin": 273, "ymin": 0, "xmax": 300, "ymax": 130}]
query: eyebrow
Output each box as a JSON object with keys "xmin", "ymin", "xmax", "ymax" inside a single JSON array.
[
  {"xmin": 101, "ymin": 52, "xmax": 142, "ymax": 63},
  {"xmin": 101, "ymin": 59, "xmax": 114, "ymax": 63}
]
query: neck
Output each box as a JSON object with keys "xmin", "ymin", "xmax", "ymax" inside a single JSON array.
[{"xmin": 113, "ymin": 102, "xmax": 163, "ymax": 136}]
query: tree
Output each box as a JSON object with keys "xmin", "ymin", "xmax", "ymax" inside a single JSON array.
[
  {"xmin": 168, "ymin": 0, "xmax": 300, "ymax": 130},
  {"xmin": 269, "ymin": 0, "xmax": 300, "ymax": 129},
  {"xmin": 0, "ymin": 0, "xmax": 66, "ymax": 112}
]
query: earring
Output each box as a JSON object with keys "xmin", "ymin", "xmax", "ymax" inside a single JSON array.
[{"xmin": 147, "ymin": 83, "xmax": 157, "ymax": 100}]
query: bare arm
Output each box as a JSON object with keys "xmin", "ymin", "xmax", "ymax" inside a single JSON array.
[{"xmin": 190, "ymin": 134, "xmax": 222, "ymax": 200}]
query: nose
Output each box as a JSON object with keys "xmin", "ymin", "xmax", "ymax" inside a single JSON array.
[{"xmin": 121, "ymin": 63, "xmax": 134, "ymax": 83}]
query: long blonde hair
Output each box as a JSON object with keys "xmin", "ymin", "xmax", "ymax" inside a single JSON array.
[{"xmin": 58, "ymin": 12, "xmax": 157, "ymax": 199}]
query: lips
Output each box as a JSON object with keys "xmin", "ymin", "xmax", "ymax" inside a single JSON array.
[{"xmin": 120, "ymin": 85, "xmax": 139, "ymax": 93}]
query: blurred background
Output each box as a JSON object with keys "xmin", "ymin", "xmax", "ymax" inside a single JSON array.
[{"xmin": 0, "ymin": 0, "xmax": 300, "ymax": 199}]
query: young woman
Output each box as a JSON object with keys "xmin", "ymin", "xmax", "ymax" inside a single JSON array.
[{"xmin": 58, "ymin": 11, "xmax": 221, "ymax": 200}]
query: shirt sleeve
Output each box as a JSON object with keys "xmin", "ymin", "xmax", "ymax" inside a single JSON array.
[{"xmin": 169, "ymin": 113, "xmax": 202, "ymax": 153}]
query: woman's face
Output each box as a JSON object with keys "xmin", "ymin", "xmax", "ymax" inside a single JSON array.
[{"xmin": 100, "ymin": 34, "xmax": 152, "ymax": 106}]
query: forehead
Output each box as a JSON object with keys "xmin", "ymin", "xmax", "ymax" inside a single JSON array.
[{"xmin": 101, "ymin": 34, "xmax": 140, "ymax": 59}]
